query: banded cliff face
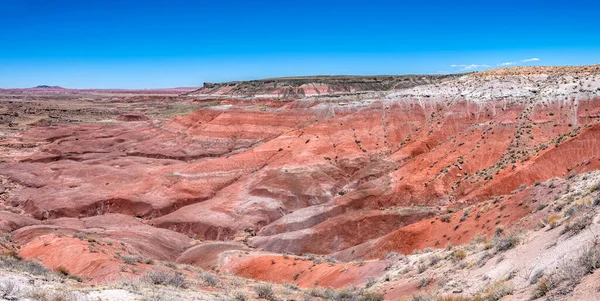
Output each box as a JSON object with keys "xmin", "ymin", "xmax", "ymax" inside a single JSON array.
[
  {"xmin": 1, "ymin": 66, "xmax": 600, "ymax": 295},
  {"xmin": 185, "ymin": 74, "xmax": 463, "ymax": 99}
]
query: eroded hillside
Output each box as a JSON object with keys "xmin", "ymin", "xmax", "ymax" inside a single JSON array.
[{"xmin": 1, "ymin": 66, "xmax": 600, "ymax": 300}]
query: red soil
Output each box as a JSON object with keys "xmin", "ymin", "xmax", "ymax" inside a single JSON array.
[
  {"xmin": 1, "ymin": 89, "xmax": 600, "ymax": 286},
  {"xmin": 222, "ymin": 253, "xmax": 386, "ymax": 289}
]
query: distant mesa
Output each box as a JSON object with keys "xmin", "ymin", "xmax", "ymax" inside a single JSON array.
[{"xmin": 33, "ymin": 85, "xmax": 64, "ymax": 89}]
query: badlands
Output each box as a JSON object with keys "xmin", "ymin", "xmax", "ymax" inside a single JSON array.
[{"xmin": 0, "ymin": 65, "xmax": 600, "ymax": 300}]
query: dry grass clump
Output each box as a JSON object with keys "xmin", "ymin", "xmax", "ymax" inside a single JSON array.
[
  {"xmin": 436, "ymin": 296, "xmax": 471, "ymax": 301},
  {"xmin": 491, "ymin": 232, "xmax": 520, "ymax": 253},
  {"xmin": 0, "ymin": 256, "xmax": 51, "ymax": 277},
  {"xmin": 452, "ymin": 249, "xmax": 467, "ymax": 261},
  {"xmin": 253, "ymin": 283, "xmax": 275, "ymax": 300},
  {"xmin": 0, "ymin": 279, "xmax": 20, "ymax": 300},
  {"xmin": 26, "ymin": 288, "xmax": 84, "ymax": 301},
  {"xmin": 561, "ymin": 210, "xmax": 594, "ymax": 236},
  {"xmin": 307, "ymin": 287, "xmax": 383, "ymax": 301},
  {"xmin": 545, "ymin": 214, "xmax": 561, "ymax": 228},
  {"xmin": 405, "ymin": 294, "xmax": 434, "ymax": 301},
  {"xmin": 576, "ymin": 240, "xmax": 600, "ymax": 274},
  {"xmin": 230, "ymin": 290, "xmax": 249, "ymax": 301},
  {"xmin": 589, "ymin": 181, "xmax": 600, "ymax": 193},
  {"xmin": 530, "ymin": 240, "xmax": 600, "ymax": 299},
  {"xmin": 198, "ymin": 271, "xmax": 220, "ymax": 287},
  {"xmin": 117, "ymin": 253, "xmax": 141, "ymax": 265},
  {"xmin": 418, "ymin": 277, "xmax": 432, "ymax": 289},
  {"xmin": 530, "ymin": 275, "xmax": 559, "ymax": 299},
  {"xmin": 472, "ymin": 281, "xmax": 513, "ymax": 301},
  {"xmin": 144, "ymin": 270, "xmax": 187, "ymax": 289}
]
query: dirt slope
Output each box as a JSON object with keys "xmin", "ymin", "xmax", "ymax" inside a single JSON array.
[{"xmin": 1, "ymin": 66, "xmax": 600, "ymax": 300}]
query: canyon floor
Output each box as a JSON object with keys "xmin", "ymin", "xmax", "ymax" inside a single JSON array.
[{"xmin": 1, "ymin": 66, "xmax": 600, "ymax": 300}]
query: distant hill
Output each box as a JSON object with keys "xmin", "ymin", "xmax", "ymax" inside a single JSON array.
[{"xmin": 33, "ymin": 85, "xmax": 65, "ymax": 89}]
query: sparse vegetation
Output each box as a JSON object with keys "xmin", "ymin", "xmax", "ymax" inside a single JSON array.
[
  {"xmin": 144, "ymin": 270, "xmax": 187, "ymax": 288},
  {"xmin": 254, "ymin": 283, "xmax": 276, "ymax": 300},
  {"xmin": 452, "ymin": 249, "xmax": 467, "ymax": 261},
  {"xmin": 561, "ymin": 211, "xmax": 594, "ymax": 236},
  {"xmin": 118, "ymin": 253, "xmax": 141, "ymax": 265},
  {"xmin": 198, "ymin": 271, "xmax": 220, "ymax": 287},
  {"xmin": 531, "ymin": 275, "xmax": 557, "ymax": 299},
  {"xmin": 0, "ymin": 280, "xmax": 20, "ymax": 300},
  {"xmin": 491, "ymin": 232, "xmax": 519, "ymax": 253},
  {"xmin": 419, "ymin": 277, "xmax": 432, "ymax": 288},
  {"xmin": 472, "ymin": 281, "xmax": 513, "ymax": 301},
  {"xmin": 0, "ymin": 256, "xmax": 50, "ymax": 276}
]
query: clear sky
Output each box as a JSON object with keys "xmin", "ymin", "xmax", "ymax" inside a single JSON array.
[{"xmin": 1, "ymin": 0, "xmax": 599, "ymax": 88}]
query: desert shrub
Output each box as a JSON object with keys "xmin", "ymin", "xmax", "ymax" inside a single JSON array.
[
  {"xmin": 68, "ymin": 274, "xmax": 83, "ymax": 282},
  {"xmin": 452, "ymin": 249, "xmax": 467, "ymax": 261},
  {"xmin": 418, "ymin": 263, "xmax": 428, "ymax": 273},
  {"xmin": 364, "ymin": 276, "xmax": 376, "ymax": 288},
  {"xmin": 26, "ymin": 287, "xmax": 82, "ymax": 301},
  {"xmin": 534, "ymin": 241, "xmax": 600, "ymax": 297},
  {"xmin": 306, "ymin": 287, "xmax": 382, "ymax": 301},
  {"xmin": 0, "ymin": 256, "xmax": 50, "ymax": 276},
  {"xmin": 254, "ymin": 283, "xmax": 275, "ymax": 300},
  {"xmin": 0, "ymin": 280, "xmax": 20, "ymax": 300},
  {"xmin": 406, "ymin": 294, "xmax": 435, "ymax": 301},
  {"xmin": 56, "ymin": 266, "xmax": 70, "ymax": 276},
  {"xmin": 25, "ymin": 287, "xmax": 49, "ymax": 300},
  {"xmin": 384, "ymin": 252, "xmax": 400, "ymax": 260},
  {"xmin": 144, "ymin": 270, "xmax": 187, "ymax": 288},
  {"xmin": 358, "ymin": 293, "xmax": 384, "ymax": 301},
  {"xmin": 334, "ymin": 288, "xmax": 356, "ymax": 300},
  {"xmin": 143, "ymin": 288, "xmax": 168, "ymax": 301},
  {"xmin": 231, "ymin": 290, "xmax": 248, "ymax": 301},
  {"xmin": 530, "ymin": 275, "xmax": 558, "ymax": 299},
  {"xmin": 73, "ymin": 232, "xmax": 88, "ymax": 240},
  {"xmin": 436, "ymin": 296, "xmax": 471, "ymax": 301},
  {"xmin": 546, "ymin": 215, "xmax": 561, "ymax": 228},
  {"xmin": 561, "ymin": 211, "xmax": 594, "ymax": 236},
  {"xmin": 589, "ymin": 182, "xmax": 600, "ymax": 193},
  {"xmin": 283, "ymin": 283, "xmax": 299, "ymax": 291},
  {"xmin": 121, "ymin": 255, "xmax": 140, "ymax": 265},
  {"xmin": 492, "ymin": 232, "xmax": 519, "ymax": 252},
  {"xmin": 472, "ymin": 281, "xmax": 513, "ymax": 301},
  {"xmin": 198, "ymin": 271, "xmax": 219, "ymax": 287},
  {"xmin": 304, "ymin": 253, "xmax": 323, "ymax": 264},
  {"xmin": 440, "ymin": 215, "xmax": 451, "ymax": 223},
  {"xmin": 577, "ymin": 241, "xmax": 600, "ymax": 274},
  {"xmin": 483, "ymin": 240, "xmax": 494, "ymax": 250},
  {"xmin": 564, "ymin": 206, "xmax": 577, "ymax": 217},
  {"xmin": 429, "ymin": 254, "xmax": 442, "ymax": 266},
  {"xmin": 308, "ymin": 287, "xmax": 328, "ymax": 298},
  {"xmin": 325, "ymin": 255, "xmax": 339, "ymax": 263},
  {"xmin": 477, "ymin": 252, "xmax": 494, "ymax": 268},
  {"xmin": 418, "ymin": 277, "xmax": 432, "ymax": 288}
]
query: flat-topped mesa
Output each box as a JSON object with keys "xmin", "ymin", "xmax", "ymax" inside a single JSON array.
[{"xmin": 185, "ymin": 74, "xmax": 464, "ymax": 99}]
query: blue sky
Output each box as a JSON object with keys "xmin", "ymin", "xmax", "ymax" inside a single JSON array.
[{"xmin": 1, "ymin": 0, "xmax": 599, "ymax": 88}]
